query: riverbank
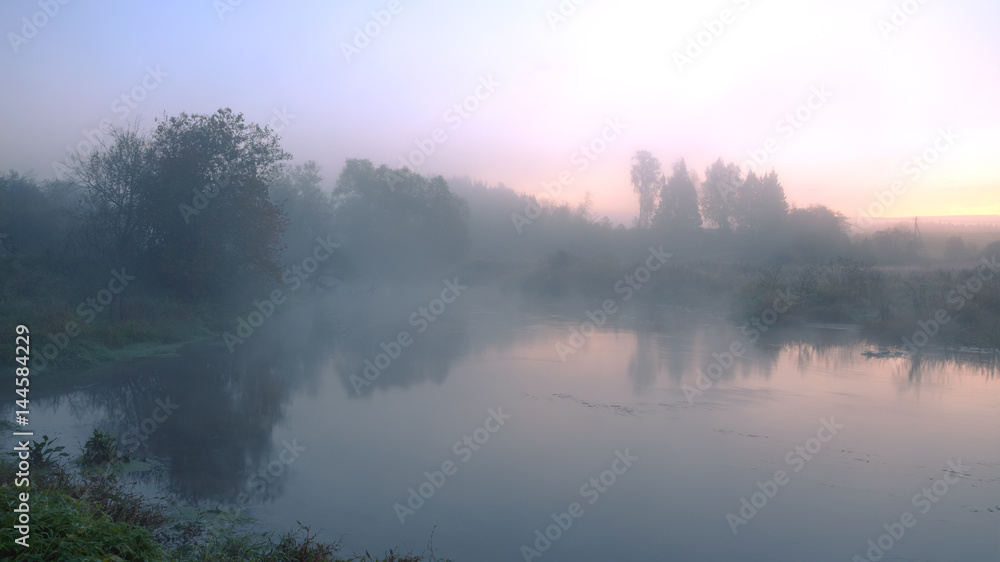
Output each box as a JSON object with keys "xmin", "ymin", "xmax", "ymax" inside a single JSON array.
[
  {"xmin": 0, "ymin": 424, "xmax": 449, "ymax": 561},
  {"xmin": 6, "ymin": 253, "xmax": 998, "ymax": 382},
  {"xmin": 462, "ymin": 253, "xmax": 1000, "ymax": 351},
  {"xmin": 0, "ymin": 255, "xmax": 222, "ymax": 372}
]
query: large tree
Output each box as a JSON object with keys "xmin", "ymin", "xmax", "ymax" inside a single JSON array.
[
  {"xmin": 144, "ymin": 108, "xmax": 291, "ymax": 296},
  {"xmin": 652, "ymin": 159, "xmax": 702, "ymax": 231},
  {"xmin": 630, "ymin": 151, "xmax": 662, "ymax": 230},
  {"xmin": 699, "ymin": 158, "xmax": 741, "ymax": 231},
  {"xmin": 734, "ymin": 169, "xmax": 789, "ymax": 233}
]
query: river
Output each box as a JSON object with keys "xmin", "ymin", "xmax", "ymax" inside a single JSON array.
[{"xmin": 15, "ymin": 286, "xmax": 1000, "ymax": 561}]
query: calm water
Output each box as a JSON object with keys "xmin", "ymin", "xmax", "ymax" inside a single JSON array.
[{"xmin": 17, "ymin": 286, "xmax": 1000, "ymax": 561}]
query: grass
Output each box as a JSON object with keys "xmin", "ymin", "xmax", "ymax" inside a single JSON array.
[
  {"xmin": 0, "ymin": 254, "xmax": 219, "ymax": 373},
  {"xmin": 0, "ymin": 432, "xmax": 451, "ymax": 561}
]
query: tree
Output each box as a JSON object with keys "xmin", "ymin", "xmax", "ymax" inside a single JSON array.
[
  {"xmin": 700, "ymin": 158, "xmax": 741, "ymax": 231},
  {"xmin": 944, "ymin": 236, "xmax": 967, "ymax": 263},
  {"xmin": 0, "ymin": 171, "xmax": 77, "ymax": 257},
  {"xmin": 270, "ymin": 161, "xmax": 335, "ymax": 259},
  {"xmin": 862, "ymin": 226, "xmax": 923, "ymax": 264},
  {"xmin": 333, "ymin": 160, "xmax": 469, "ymax": 278},
  {"xmin": 630, "ymin": 151, "xmax": 662, "ymax": 230},
  {"xmin": 144, "ymin": 108, "xmax": 291, "ymax": 296},
  {"xmin": 652, "ymin": 159, "xmax": 702, "ymax": 231},
  {"xmin": 68, "ymin": 124, "xmax": 154, "ymax": 262},
  {"xmin": 734, "ymin": 169, "xmax": 789, "ymax": 233},
  {"xmin": 784, "ymin": 205, "xmax": 850, "ymax": 262}
]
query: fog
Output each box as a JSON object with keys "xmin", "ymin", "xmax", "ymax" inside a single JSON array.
[{"xmin": 2, "ymin": 2, "xmax": 1000, "ymax": 561}]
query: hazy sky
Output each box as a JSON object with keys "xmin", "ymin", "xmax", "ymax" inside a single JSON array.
[{"xmin": 3, "ymin": 0, "xmax": 998, "ymax": 224}]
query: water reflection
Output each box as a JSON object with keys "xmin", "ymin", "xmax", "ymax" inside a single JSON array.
[{"xmin": 18, "ymin": 292, "xmax": 1000, "ymax": 560}]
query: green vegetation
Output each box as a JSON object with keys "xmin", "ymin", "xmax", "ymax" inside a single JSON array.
[
  {"xmin": 512, "ymin": 254, "xmax": 1000, "ymax": 350},
  {"xmin": 0, "ymin": 435, "xmax": 450, "ymax": 561}
]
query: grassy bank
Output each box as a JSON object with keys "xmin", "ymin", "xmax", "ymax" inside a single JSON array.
[
  {"xmin": 0, "ymin": 255, "xmax": 222, "ymax": 373},
  {"xmin": 0, "ymin": 428, "xmax": 449, "ymax": 561}
]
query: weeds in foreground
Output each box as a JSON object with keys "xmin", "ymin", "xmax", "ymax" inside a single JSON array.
[{"xmin": 0, "ymin": 435, "xmax": 450, "ymax": 561}]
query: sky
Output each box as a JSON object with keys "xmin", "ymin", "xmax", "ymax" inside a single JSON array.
[{"xmin": 2, "ymin": 0, "xmax": 998, "ymax": 225}]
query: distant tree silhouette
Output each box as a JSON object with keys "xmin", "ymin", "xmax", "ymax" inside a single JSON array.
[
  {"xmin": 944, "ymin": 235, "xmax": 967, "ymax": 263},
  {"xmin": 270, "ymin": 161, "xmax": 336, "ymax": 259},
  {"xmin": 784, "ymin": 205, "xmax": 850, "ymax": 262},
  {"xmin": 333, "ymin": 160, "xmax": 469, "ymax": 278},
  {"xmin": 0, "ymin": 171, "xmax": 77, "ymax": 256},
  {"xmin": 699, "ymin": 158, "xmax": 741, "ymax": 231},
  {"xmin": 630, "ymin": 151, "xmax": 662, "ymax": 229},
  {"xmin": 735, "ymin": 170, "xmax": 789, "ymax": 233},
  {"xmin": 652, "ymin": 159, "xmax": 702, "ymax": 231},
  {"xmin": 860, "ymin": 226, "xmax": 925, "ymax": 264}
]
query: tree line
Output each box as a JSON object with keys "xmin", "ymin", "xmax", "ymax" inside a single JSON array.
[
  {"xmin": 2, "ymin": 107, "xmax": 973, "ymax": 307},
  {"xmin": 0, "ymin": 108, "xmax": 471, "ymax": 300}
]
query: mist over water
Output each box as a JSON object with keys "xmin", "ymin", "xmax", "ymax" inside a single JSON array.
[
  {"xmin": 3, "ymin": 1, "xmax": 1000, "ymax": 560},
  {"xmin": 12, "ymin": 287, "xmax": 999, "ymax": 561}
]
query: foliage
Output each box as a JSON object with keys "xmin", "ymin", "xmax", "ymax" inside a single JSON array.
[
  {"xmin": 0, "ymin": 171, "xmax": 79, "ymax": 258},
  {"xmin": 734, "ymin": 170, "xmax": 789, "ymax": 233},
  {"xmin": 81, "ymin": 428, "xmax": 128, "ymax": 467},
  {"xmin": 69, "ymin": 123, "xmax": 155, "ymax": 262},
  {"xmin": 0, "ymin": 436, "xmax": 449, "ymax": 561},
  {"xmin": 21, "ymin": 435, "xmax": 70, "ymax": 471},
  {"xmin": 333, "ymin": 159, "xmax": 469, "ymax": 278},
  {"xmin": 699, "ymin": 158, "xmax": 741, "ymax": 231},
  {"xmin": 629, "ymin": 150, "xmax": 662, "ymax": 229},
  {"xmin": 143, "ymin": 108, "xmax": 291, "ymax": 297},
  {"xmin": 0, "ymin": 485, "xmax": 168, "ymax": 561},
  {"xmin": 652, "ymin": 158, "xmax": 702, "ymax": 231},
  {"xmin": 782, "ymin": 205, "xmax": 851, "ymax": 263}
]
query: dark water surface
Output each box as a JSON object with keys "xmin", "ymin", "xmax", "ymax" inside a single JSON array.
[{"xmin": 16, "ymin": 288, "xmax": 1000, "ymax": 561}]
